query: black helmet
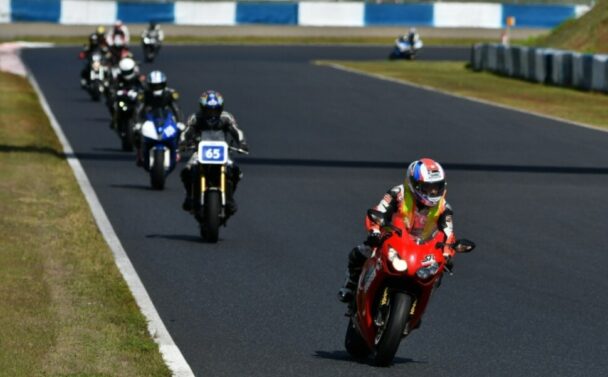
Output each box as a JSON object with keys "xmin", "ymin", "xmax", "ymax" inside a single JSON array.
[
  {"xmin": 147, "ymin": 70, "xmax": 167, "ymax": 96},
  {"xmin": 199, "ymin": 90, "xmax": 224, "ymax": 127},
  {"xmin": 89, "ymin": 33, "xmax": 99, "ymax": 46}
]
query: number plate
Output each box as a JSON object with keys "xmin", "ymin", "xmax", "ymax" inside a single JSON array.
[{"xmin": 198, "ymin": 141, "xmax": 228, "ymax": 164}]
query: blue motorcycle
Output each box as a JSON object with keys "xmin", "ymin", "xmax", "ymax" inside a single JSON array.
[{"xmin": 140, "ymin": 108, "xmax": 180, "ymax": 190}]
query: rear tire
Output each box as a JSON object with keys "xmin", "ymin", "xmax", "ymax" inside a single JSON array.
[
  {"xmin": 373, "ymin": 292, "xmax": 411, "ymax": 367},
  {"xmin": 345, "ymin": 319, "xmax": 371, "ymax": 360},
  {"xmin": 120, "ymin": 119, "xmax": 133, "ymax": 152},
  {"xmin": 201, "ymin": 190, "xmax": 221, "ymax": 243},
  {"xmin": 90, "ymin": 82, "xmax": 101, "ymax": 101},
  {"xmin": 150, "ymin": 148, "xmax": 165, "ymax": 190}
]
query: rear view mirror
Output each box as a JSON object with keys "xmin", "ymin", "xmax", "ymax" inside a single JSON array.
[{"xmin": 454, "ymin": 239, "xmax": 475, "ymax": 253}]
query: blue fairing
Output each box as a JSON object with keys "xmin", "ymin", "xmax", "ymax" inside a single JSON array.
[{"xmin": 143, "ymin": 110, "xmax": 180, "ymax": 174}]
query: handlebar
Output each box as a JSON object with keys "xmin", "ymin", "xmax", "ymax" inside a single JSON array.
[{"xmin": 229, "ymin": 146, "xmax": 249, "ymax": 155}]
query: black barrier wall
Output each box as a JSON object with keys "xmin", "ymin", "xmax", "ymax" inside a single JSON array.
[{"xmin": 470, "ymin": 43, "xmax": 608, "ymax": 93}]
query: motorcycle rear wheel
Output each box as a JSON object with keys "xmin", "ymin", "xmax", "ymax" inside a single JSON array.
[
  {"xmin": 201, "ymin": 190, "xmax": 221, "ymax": 243},
  {"xmin": 150, "ymin": 148, "xmax": 165, "ymax": 190},
  {"xmin": 373, "ymin": 292, "xmax": 411, "ymax": 367},
  {"xmin": 345, "ymin": 318, "xmax": 370, "ymax": 360}
]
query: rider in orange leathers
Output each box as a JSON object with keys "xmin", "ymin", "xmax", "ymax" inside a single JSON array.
[{"xmin": 338, "ymin": 158, "xmax": 456, "ymax": 303}]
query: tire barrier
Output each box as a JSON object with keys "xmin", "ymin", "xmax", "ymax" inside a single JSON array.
[{"xmin": 471, "ymin": 43, "xmax": 608, "ymax": 93}]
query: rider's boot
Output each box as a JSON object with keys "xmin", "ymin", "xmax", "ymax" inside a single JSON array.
[
  {"xmin": 338, "ymin": 272, "xmax": 357, "ymax": 303},
  {"xmin": 180, "ymin": 168, "xmax": 193, "ymax": 211}
]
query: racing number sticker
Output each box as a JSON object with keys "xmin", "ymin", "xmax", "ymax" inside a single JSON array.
[{"xmin": 198, "ymin": 141, "xmax": 228, "ymax": 164}]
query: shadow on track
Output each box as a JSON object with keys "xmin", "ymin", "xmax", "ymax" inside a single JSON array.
[
  {"xmin": 110, "ymin": 183, "xmax": 151, "ymax": 191},
  {"xmin": 0, "ymin": 144, "xmax": 64, "ymax": 158},
  {"xmin": 313, "ymin": 350, "xmax": 419, "ymax": 366},
  {"xmin": 146, "ymin": 234, "xmax": 203, "ymax": 243},
  {"xmin": 73, "ymin": 152, "xmax": 134, "ymax": 161},
  {"xmin": 238, "ymin": 157, "xmax": 608, "ymax": 175}
]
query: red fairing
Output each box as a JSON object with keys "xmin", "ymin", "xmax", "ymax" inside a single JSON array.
[{"xmin": 354, "ymin": 214, "xmax": 450, "ymax": 351}]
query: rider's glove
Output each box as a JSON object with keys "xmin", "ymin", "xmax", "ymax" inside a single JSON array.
[
  {"xmin": 364, "ymin": 231, "xmax": 382, "ymax": 247},
  {"xmin": 176, "ymin": 122, "xmax": 186, "ymax": 132}
]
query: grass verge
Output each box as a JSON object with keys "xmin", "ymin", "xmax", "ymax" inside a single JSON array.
[
  {"xmin": 318, "ymin": 60, "xmax": 608, "ymax": 129},
  {"xmin": 0, "ymin": 71, "xmax": 170, "ymax": 376}
]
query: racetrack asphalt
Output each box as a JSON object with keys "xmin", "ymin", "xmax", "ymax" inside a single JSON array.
[{"xmin": 23, "ymin": 45, "xmax": 608, "ymax": 377}]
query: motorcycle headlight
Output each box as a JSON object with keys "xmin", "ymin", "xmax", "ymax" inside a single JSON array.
[
  {"xmin": 416, "ymin": 262, "xmax": 440, "ymax": 280},
  {"xmin": 388, "ymin": 248, "xmax": 407, "ymax": 272}
]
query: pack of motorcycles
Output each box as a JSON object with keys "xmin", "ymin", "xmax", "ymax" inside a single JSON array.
[
  {"xmin": 78, "ymin": 30, "xmax": 474, "ymax": 367},
  {"xmin": 79, "ymin": 28, "xmax": 243, "ymax": 245}
]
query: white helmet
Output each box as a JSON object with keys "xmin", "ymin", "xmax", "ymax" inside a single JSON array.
[{"xmin": 118, "ymin": 58, "xmax": 136, "ymax": 80}]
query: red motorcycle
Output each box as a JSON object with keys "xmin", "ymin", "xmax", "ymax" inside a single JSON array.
[{"xmin": 344, "ymin": 209, "xmax": 475, "ymax": 366}]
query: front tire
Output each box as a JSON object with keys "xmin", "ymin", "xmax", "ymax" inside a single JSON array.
[
  {"xmin": 373, "ymin": 292, "xmax": 411, "ymax": 367},
  {"xmin": 345, "ymin": 318, "xmax": 370, "ymax": 360},
  {"xmin": 201, "ymin": 190, "xmax": 221, "ymax": 242},
  {"xmin": 150, "ymin": 148, "xmax": 165, "ymax": 190},
  {"xmin": 119, "ymin": 119, "xmax": 134, "ymax": 152}
]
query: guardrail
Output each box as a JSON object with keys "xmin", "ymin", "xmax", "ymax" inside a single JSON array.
[
  {"xmin": 0, "ymin": 1, "xmax": 591, "ymax": 27},
  {"xmin": 470, "ymin": 43, "xmax": 608, "ymax": 92}
]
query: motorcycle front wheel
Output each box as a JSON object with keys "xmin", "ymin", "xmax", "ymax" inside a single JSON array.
[
  {"xmin": 150, "ymin": 148, "xmax": 165, "ymax": 190},
  {"xmin": 200, "ymin": 190, "xmax": 221, "ymax": 243},
  {"xmin": 373, "ymin": 292, "xmax": 411, "ymax": 367},
  {"xmin": 119, "ymin": 119, "xmax": 134, "ymax": 152},
  {"xmin": 345, "ymin": 318, "xmax": 370, "ymax": 360}
]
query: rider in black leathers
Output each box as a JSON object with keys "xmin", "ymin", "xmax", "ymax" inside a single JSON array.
[
  {"xmin": 108, "ymin": 57, "xmax": 144, "ymax": 126},
  {"xmin": 79, "ymin": 33, "xmax": 108, "ymax": 88},
  {"xmin": 179, "ymin": 90, "xmax": 248, "ymax": 219},
  {"xmin": 134, "ymin": 70, "xmax": 183, "ymax": 165}
]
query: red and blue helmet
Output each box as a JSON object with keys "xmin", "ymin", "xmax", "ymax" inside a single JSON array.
[{"xmin": 406, "ymin": 158, "xmax": 446, "ymax": 207}]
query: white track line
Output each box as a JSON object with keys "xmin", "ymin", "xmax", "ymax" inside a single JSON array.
[
  {"xmin": 318, "ymin": 61, "xmax": 608, "ymax": 134},
  {"xmin": 27, "ymin": 66, "xmax": 195, "ymax": 377}
]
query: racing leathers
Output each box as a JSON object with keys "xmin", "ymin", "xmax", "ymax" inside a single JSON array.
[
  {"xmin": 179, "ymin": 111, "xmax": 248, "ymax": 218},
  {"xmin": 134, "ymin": 88, "xmax": 183, "ymax": 163},
  {"xmin": 108, "ymin": 74, "xmax": 144, "ymax": 126},
  {"xmin": 338, "ymin": 184, "xmax": 455, "ymax": 304},
  {"xmin": 79, "ymin": 36, "xmax": 108, "ymax": 87}
]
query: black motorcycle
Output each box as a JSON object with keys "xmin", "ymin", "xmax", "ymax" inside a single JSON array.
[
  {"xmin": 112, "ymin": 88, "xmax": 139, "ymax": 151},
  {"xmin": 141, "ymin": 31, "xmax": 162, "ymax": 63},
  {"xmin": 187, "ymin": 130, "xmax": 248, "ymax": 242},
  {"xmin": 84, "ymin": 52, "xmax": 109, "ymax": 101}
]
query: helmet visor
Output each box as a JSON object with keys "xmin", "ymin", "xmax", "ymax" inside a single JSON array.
[{"xmin": 416, "ymin": 181, "xmax": 445, "ymax": 197}]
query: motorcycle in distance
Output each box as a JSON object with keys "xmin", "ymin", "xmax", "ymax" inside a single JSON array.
[
  {"xmin": 141, "ymin": 30, "xmax": 162, "ymax": 63},
  {"xmin": 80, "ymin": 51, "xmax": 108, "ymax": 101},
  {"xmin": 388, "ymin": 36, "xmax": 423, "ymax": 60},
  {"xmin": 112, "ymin": 88, "xmax": 139, "ymax": 151},
  {"xmin": 139, "ymin": 108, "xmax": 180, "ymax": 190},
  {"xmin": 344, "ymin": 209, "xmax": 475, "ymax": 366},
  {"xmin": 185, "ymin": 130, "xmax": 248, "ymax": 243}
]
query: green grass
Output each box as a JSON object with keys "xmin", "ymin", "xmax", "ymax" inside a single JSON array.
[
  {"xmin": 319, "ymin": 60, "xmax": 608, "ymax": 129},
  {"xmin": 0, "ymin": 72, "xmax": 171, "ymax": 376},
  {"xmin": 529, "ymin": 0, "xmax": 608, "ymax": 53}
]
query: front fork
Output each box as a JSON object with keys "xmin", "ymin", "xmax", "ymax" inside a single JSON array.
[{"xmin": 199, "ymin": 165, "xmax": 226, "ymax": 207}]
